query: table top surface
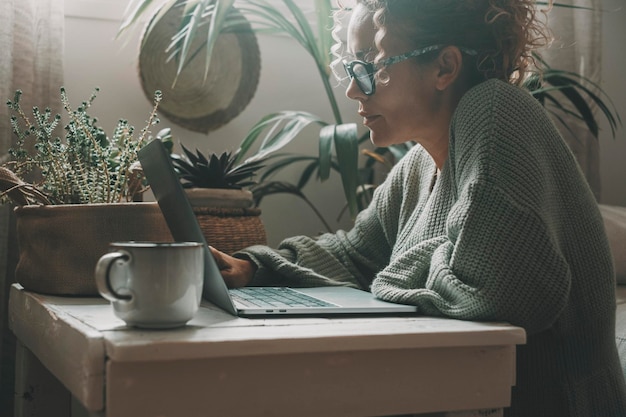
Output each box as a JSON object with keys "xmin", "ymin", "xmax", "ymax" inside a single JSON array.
[
  {"xmin": 9, "ymin": 284, "xmax": 526, "ymax": 362},
  {"xmin": 9, "ymin": 284, "xmax": 526, "ymax": 414}
]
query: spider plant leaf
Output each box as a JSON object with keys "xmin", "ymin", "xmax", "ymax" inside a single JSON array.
[
  {"xmin": 547, "ymin": 72, "xmax": 620, "ymax": 137},
  {"xmin": 257, "ymin": 119, "xmax": 319, "ymax": 161},
  {"xmin": 543, "ymin": 74, "xmax": 599, "ymax": 137},
  {"xmin": 256, "ymin": 1, "xmax": 310, "ymax": 46},
  {"xmin": 319, "ymin": 124, "xmax": 334, "ymax": 181},
  {"xmin": 297, "ymin": 160, "xmax": 321, "ymax": 189},
  {"xmin": 259, "ymin": 154, "xmax": 319, "ymax": 181},
  {"xmin": 357, "ymin": 131, "xmax": 371, "ymax": 145},
  {"xmin": 202, "ymin": 0, "xmax": 236, "ymax": 81},
  {"xmin": 251, "ymin": 180, "xmax": 332, "ymax": 232},
  {"xmin": 283, "ymin": 0, "xmax": 322, "ymax": 62},
  {"xmin": 241, "ymin": 1, "xmax": 343, "ymax": 124},
  {"xmin": 533, "ymin": 63, "xmax": 621, "ymax": 138},
  {"xmin": 241, "ymin": 111, "xmax": 326, "ymax": 164},
  {"xmin": 171, "ymin": 1, "xmax": 206, "ymax": 85},
  {"xmin": 235, "ymin": 113, "xmax": 278, "ymax": 163},
  {"xmin": 334, "ymin": 123, "xmax": 360, "ymax": 218},
  {"xmin": 314, "ymin": 0, "xmax": 333, "ymax": 72},
  {"xmin": 546, "ymin": 68, "xmax": 620, "ymax": 120},
  {"xmin": 542, "ymin": 93, "xmax": 586, "ymax": 122},
  {"xmin": 540, "ymin": 92, "xmax": 591, "ymax": 143},
  {"xmin": 225, "ymin": 173, "xmax": 256, "ymax": 186},
  {"xmin": 537, "ymin": 2, "xmax": 593, "ymax": 10},
  {"xmin": 252, "ymin": 180, "xmax": 306, "ymax": 204},
  {"xmin": 118, "ymin": 0, "xmax": 159, "ymax": 38},
  {"xmin": 236, "ymin": 3, "xmax": 307, "ymax": 46},
  {"xmin": 336, "ymin": 183, "xmax": 377, "ymax": 222},
  {"xmin": 165, "ymin": 0, "xmax": 235, "ymax": 83},
  {"xmin": 228, "ymin": 160, "xmax": 265, "ymax": 179},
  {"xmin": 548, "ymin": 109, "xmax": 584, "ymax": 143}
]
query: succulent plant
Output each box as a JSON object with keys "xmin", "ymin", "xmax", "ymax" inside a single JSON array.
[{"xmin": 171, "ymin": 143, "xmax": 265, "ymax": 190}]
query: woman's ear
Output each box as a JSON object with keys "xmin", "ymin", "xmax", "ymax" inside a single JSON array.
[{"xmin": 434, "ymin": 46, "xmax": 463, "ymax": 91}]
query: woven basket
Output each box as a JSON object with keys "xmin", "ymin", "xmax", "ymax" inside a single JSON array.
[
  {"xmin": 193, "ymin": 206, "xmax": 267, "ymax": 254},
  {"xmin": 14, "ymin": 203, "xmax": 173, "ymax": 296}
]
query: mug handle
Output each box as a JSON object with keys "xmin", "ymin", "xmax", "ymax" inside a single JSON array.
[{"xmin": 95, "ymin": 251, "xmax": 133, "ymax": 302}]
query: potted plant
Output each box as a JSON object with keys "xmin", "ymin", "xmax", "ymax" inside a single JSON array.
[
  {"xmin": 119, "ymin": 0, "xmax": 362, "ymax": 221},
  {"xmin": 0, "ymin": 88, "xmax": 173, "ymax": 295},
  {"xmin": 120, "ymin": 0, "xmax": 621, "ymax": 228},
  {"xmin": 171, "ymin": 138, "xmax": 262, "ymax": 208},
  {"xmin": 159, "ymin": 128, "xmax": 269, "ymax": 253}
]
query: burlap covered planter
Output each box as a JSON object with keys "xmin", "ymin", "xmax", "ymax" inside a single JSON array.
[
  {"xmin": 193, "ymin": 206, "xmax": 267, "ymax": 254},
  {"xmin": 186, "ymin": 189, "xmax": 267, "ymax": 254},
  {"xmin": 14, "ymin": 203, "xmax": 173, "ymax": 296}
]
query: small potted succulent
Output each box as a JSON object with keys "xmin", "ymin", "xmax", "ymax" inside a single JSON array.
[
  {"xmin": 163, "ymin": 130, "xmax": 268, "ymax": 253},
  {"xmin": 0, "ymin": 88, "xmax": 173, "ymax": 295},
  {"xmin": 171, "ymin": 141, "xmax": 264, "ymax": 209}
]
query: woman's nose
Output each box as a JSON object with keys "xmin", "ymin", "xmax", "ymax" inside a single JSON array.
[{"xmin": 345, "ymin": 77, "xmax": 366, "ymax": 101}]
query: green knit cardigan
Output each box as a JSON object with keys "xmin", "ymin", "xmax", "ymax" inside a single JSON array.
[{"xmin": 239, "ymin": 79, "xmax": 626, "ymax": 417}]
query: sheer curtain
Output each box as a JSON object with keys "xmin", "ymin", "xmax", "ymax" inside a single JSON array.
[
  {"xmin": 0, "ymin": 0, "xmax": 64, "ymax": 414},
  {"xmin": 0, "ymin": 0, "xmax": 65, "ymax": 161},
  {"xmin": 542, "ymin": 0, "xmax": 603, "ymax": 199}
]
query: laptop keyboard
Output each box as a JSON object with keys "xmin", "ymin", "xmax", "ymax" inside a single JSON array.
[{"xmin": 230, "ymin": 287, "xmax": 338, "ymax": 309}]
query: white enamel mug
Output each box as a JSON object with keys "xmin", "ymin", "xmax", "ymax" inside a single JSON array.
[{"xmin": 95, "ymin": 241, "xmax": 204, "ymax": 329}]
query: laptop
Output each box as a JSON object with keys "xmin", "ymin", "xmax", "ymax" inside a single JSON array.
[{"xmin": 138, "ymin": 139, "xmax": 418, "ymax": 317}]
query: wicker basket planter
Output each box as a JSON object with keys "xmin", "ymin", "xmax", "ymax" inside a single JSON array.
[
  {"xmin": 14, "ymin": 203, "xmax": 173, "ymax": 296},
  {"xmin": 186, "ymin": 189, "xmax": 267, "ymax": 254}
]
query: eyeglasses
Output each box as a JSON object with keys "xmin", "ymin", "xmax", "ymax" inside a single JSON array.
[{"xmin": 343, "ymin": 44, "xmax": 478, "ymax": 96}]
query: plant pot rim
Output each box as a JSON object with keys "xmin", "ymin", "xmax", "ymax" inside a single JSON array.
[
  {"xmin": 185, "ymin": 188, "xmax": 254, "ymax": 209},
  {"xmin": 16, "ymin": 201, "xmax": 158, "ymax": 207},
  {"xmin": 14, "ymin": 202, "xmax": 160, "ymax": 214}
]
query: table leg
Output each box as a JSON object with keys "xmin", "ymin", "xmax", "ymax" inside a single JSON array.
[{"xmin": 14, "ymin": 341, "xmax": 71, "ymax": 417}]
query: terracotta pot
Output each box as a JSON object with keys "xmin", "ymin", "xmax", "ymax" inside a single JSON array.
[{"xmin": 14, "ymin": 203, "xmax": 173, "ymax": 296}]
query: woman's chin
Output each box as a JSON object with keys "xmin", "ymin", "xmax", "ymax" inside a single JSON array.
[{"xmin": 369, "ymin": 133, "xmax": 399, "ymax": 148}]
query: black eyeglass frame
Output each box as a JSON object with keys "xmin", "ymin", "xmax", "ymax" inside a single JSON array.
[{"xmin": 343, "ymin": 44, "xmax": 478, "ymax": 96}]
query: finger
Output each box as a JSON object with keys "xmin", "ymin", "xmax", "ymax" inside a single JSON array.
[{"xmin": 209, "ymin": 246, "xmax": 227, "ymax": 269}]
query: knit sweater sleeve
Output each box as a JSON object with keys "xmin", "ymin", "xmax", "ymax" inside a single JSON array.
[
  {"xmin": 371, "ymin": 80, "xmax": 573, "ymax": 335},
  {"xmin": 235, "ymin": 149, "xmax": 420, "ymax": 290}
]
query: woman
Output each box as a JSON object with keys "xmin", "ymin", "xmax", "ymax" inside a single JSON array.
[{"xmin": 211, "ymin": 1, "xmax": 626, "ymax": 415}]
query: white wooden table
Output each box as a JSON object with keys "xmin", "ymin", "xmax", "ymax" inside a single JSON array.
[{"xmin": 8, "ymin": 284, "xmax": 525, "ymax": 417}]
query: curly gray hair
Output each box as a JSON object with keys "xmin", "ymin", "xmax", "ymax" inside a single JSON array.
[{"xmin": 331, "ymin": 0, "xmax": 552, "ymax": 87}]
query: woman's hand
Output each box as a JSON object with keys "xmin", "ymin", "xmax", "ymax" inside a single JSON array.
[{"xmin": 209, "ymin": 246, "xmax": 256, "ymax": 288}]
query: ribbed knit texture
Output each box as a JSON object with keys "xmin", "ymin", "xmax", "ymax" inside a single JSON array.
[{"xmin": 238, "ymin": 79, "xmax": 626, "ymax": 416}]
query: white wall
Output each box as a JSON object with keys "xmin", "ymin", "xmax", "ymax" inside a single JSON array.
[
  {"xmin": 63, "ymin": 0, "xmax": 626, "ymax": 246},
  {"xmin": 600, "ymin": 0, "xmax": 626, "ymax": 206},
  {"xmin": 64, "ymin": 0, "xmax": 358, "ymax": 246}
]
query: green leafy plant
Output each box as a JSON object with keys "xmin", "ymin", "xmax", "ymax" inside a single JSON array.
[
  {"xmin": 172, "ymin": 143, "xmax": 265, "ymax": 189},
  {"xmin": 120, "ymin": 0, "xmax": 362, "ymax": 222},
  {"xmin": 524, "ymin": 57, "xmax": 621, "ymax": 141},
  {"xmin": 0, "ymin": 88, "xmax": 162, "ymax": 205},
  {"xmin": 120, "ymin": 0, "xmax": 621, "ymax": 229}
]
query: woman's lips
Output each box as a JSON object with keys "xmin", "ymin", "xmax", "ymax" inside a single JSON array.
[{"xmin": 359, "ymin": 112, "xmax": 381, "ymax": 127}]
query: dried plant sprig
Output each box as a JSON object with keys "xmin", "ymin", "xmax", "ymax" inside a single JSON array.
[{"xmin": 2, "ymin": 88, "xmax": 163, "ymax": 205}]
